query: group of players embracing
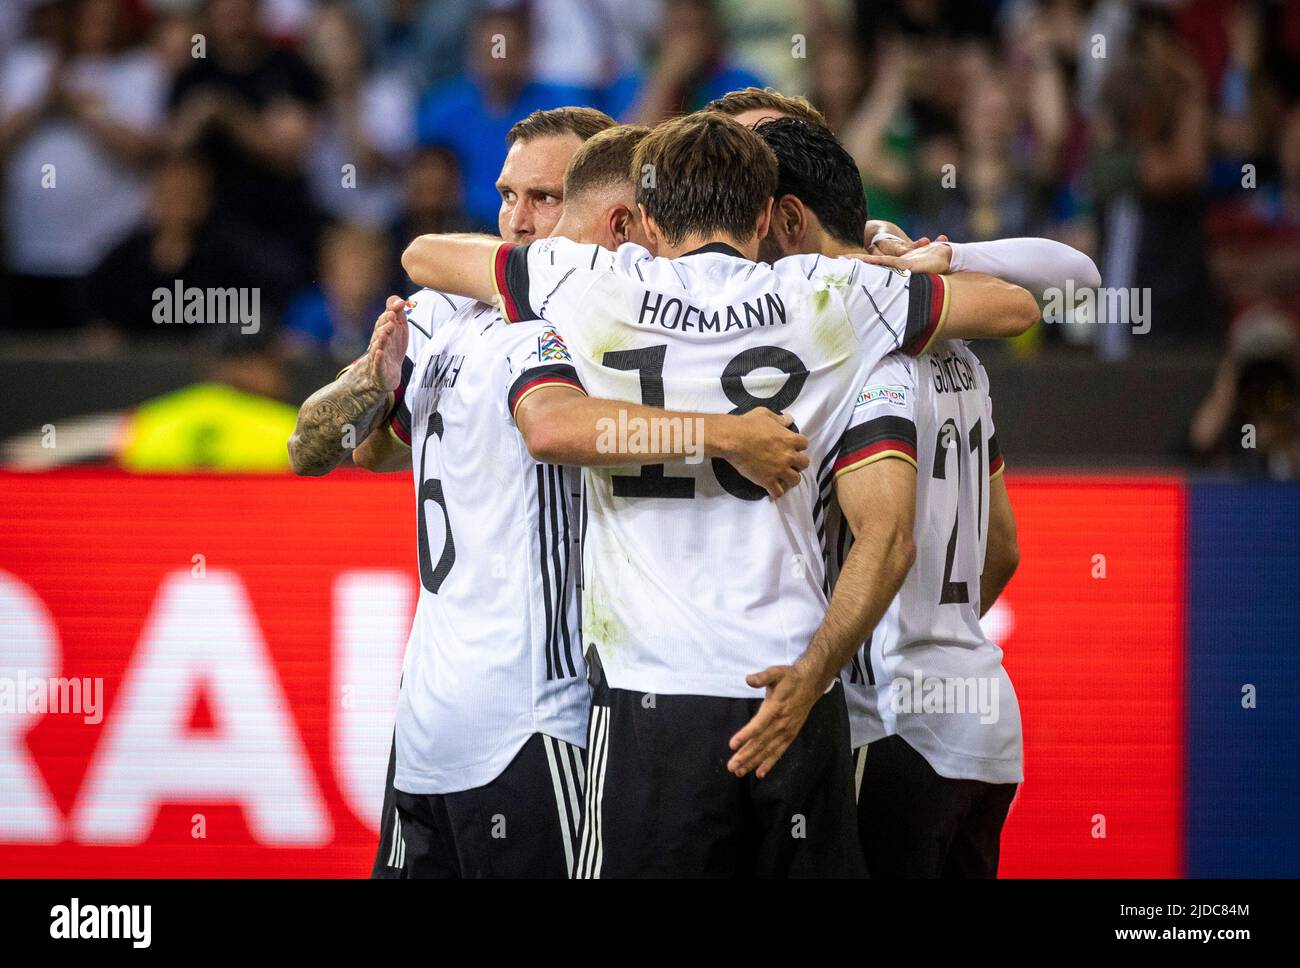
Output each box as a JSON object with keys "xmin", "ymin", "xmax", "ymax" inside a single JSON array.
[{"xmin": 288, "ymin": 87, "xmax": 1101, "ymax": 879}]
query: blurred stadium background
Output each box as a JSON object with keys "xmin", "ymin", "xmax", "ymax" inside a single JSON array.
[{"xmin": 0, "ymin": 0, "xmax": 1297, "ymax": 877}]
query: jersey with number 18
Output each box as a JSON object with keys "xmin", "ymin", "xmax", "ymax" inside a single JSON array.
[{"xmin": 492, "ymin": 237, "xmax": 950, "ymax": 699}]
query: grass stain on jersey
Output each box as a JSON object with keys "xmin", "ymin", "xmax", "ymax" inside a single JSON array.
[
  {"xmin": 807, "ymin": 282, "xmax": 857, "ymax": 366},
  {"xmin": 579, "ymin": 279, "xmax": 638, "ymax": 362},
  {"xmin": 582, "ymin": 584, "xmax": 625, "ymax": 655}
]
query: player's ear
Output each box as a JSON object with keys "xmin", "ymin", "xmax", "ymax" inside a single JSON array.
[
  {"xmin": 639, "ymin": 203, "xmax": 663, "ymax": 254},
  {"xmin": 772, "ymin": 195, "xmax": 802, "ymax": 249},
  {"xmin": 609, "ymin": 204, "xmax": 633, "ymax": 247},
  {"xmin": 754, "ymin": 195, "xmax": 775, "ymax": 242}
]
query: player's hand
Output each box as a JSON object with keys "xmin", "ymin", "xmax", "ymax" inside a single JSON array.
[
  {"xmin": 869, "ymin": 235, "xmax": 929, "ymax": 258},
  {"xmin": 361, "ymin": 296, "xmax": 409, "ymax": 392},
  {"xmin": 854, "ymin": 238, "xmax": 953, "ymax": 275},
  {"xmin": 727, "ymin": 664, "xmax": 823, "ymax": 779},
  {"xmin": 864, "ymin": 219, "xmax": 919, "ymax": 255},
  {"xmin": 724, "ymin": 408, "xmax": 809, "ymax": 499}
]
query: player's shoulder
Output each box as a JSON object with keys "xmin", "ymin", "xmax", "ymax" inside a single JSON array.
[
  {"xmin": 613, "ymin": 240, "xmax": 654, "ymax": 273},
  {"xmin": 492, "ymin": 313, "xmax": 551, "ymax": 350},
  {"xmin": 771, "ymin": 252, "xmax": 907, "ymax": 292},
  {"xmin": 854, "ymin": 353, "xmax": 918, "ymax": 419},
  {"xmin": 527, "ymin": 236, "xmax": 651, "ymax": 276},
  {"xmin": 770, "ymin": 252, "xmax": 824, "ymax": 284},
  {"xmin": 495, "ymin": 318, "xmax": 576, "ymax": 379},
  {"xmin": 868, "ymin": 348, "xmax": 918, "ymax": 382},
  {"xmin": 403, "ymin": 288, "xmax": 473, "ymax": 338},
  {"xmin": 440, "ymin": 299, "xmax": 505, "ymax": 349},
  {"xmin": 930, "ymin": 336, "xmax": 984, "ymax": 371}
]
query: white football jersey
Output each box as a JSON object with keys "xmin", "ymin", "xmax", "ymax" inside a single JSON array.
[
  {"xmin": 492, "ymin": 237, "xmax": 949, "ymax": 699},
  {"xmin": 391, "ymin": 298, "xmax": 590, "ymax": 794},
  {"xmin": 390, "ymin": 289, "xmax": 473, "ymax": 432},
  {"xmin": 830, "ymin": 342, "xmax": 1023, "ymax": 783}
]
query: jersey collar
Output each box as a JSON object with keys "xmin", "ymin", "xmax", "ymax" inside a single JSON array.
[{"xmin": 679, "ymin": 241, "xmax": 745, "ymax": 259}]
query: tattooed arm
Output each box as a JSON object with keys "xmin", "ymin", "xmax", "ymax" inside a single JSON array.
[{"xmin": 287, "ymin": 297, "xmax": 407, "ymax": 476}]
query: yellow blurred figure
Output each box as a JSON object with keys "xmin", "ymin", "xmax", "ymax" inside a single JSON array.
[
  {"xmin": 1, "ymin": 350, "xmax": 299, "ymax": 473},
  {"xmin": 119, "ymin": 383, "xmax": 298, "ymax": 472}
]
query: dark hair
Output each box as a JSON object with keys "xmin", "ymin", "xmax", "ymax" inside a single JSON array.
[
  {"xmin": 704, "ymin": 87, "xmax": 829, "ymax": 128},
  {"xmin": 754, "ymin": 117, "xmax": 867, "ymax": 248},
  {"xmin": 506, "ymin": 106, "xmax": 616, "ymax": 147},
  {"xmin": 632, "ymin": 112, "xmax": 777, "ymax": 246},
  {"xmin": 563, "ymin": 124, "xmax": 650, "ymax": 199}
]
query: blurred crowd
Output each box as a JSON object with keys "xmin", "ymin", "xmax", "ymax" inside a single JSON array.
[{"xmin": 0, "ymin": 0, "xmax": 1298, "ymax": 472}]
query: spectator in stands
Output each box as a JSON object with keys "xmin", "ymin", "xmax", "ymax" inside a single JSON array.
[
  {"xmin": 911, "ymin": 63, "xmax": 1046, "ymax": 242},
  {"xmin": 1089, "ymin": 8, "xmax": 1214, "ymax": 344},
  {"xmin": 806, "ymin": 28, "xmax": 869, "ymax": 134},
  {"xmin": 0, "ymin": 1, "xmax": 34, "ymax": 66},
  {"xmin": 1208, "ymin": 103, "xmax": 1300, "ymax": 326},
  {"xmin": 415, "ymin": 6, "xmax": 593, "ymax": 229},
  {"xmin": 1189, "ymin": 303, "xmax": 1300, "ymax": 480},
  {"xmin": 304, "ymin": 2, "xmax": 415, "ymax": 229},
  {"xmin": 526, "ymin": 0, "xmax": 660, "ymax": 91},
  {"xmin": 841, "ymin": 37, "xmax": 915, "ymax": 230},
  {"xmin": 714, "ymin": 0, "xmax": 843, "ymax": 98},
  {"xmin": 602, "ymin": 0, "xmax": 764, "ymax": 124},
  {"xmin": 0, "ymin": 0, "xmax": 167, "ymax": 330},
  {"xmin": 389, "ymin": 146, "xmax": 475, "ymax": 292},
  {"xmin": 168, "ymin": 0, "xmax": 323, "ymax": 288},
  {"xmin": 83, "ymin": 152, "xmax": 291, "ymax": 346},
  {"xmin": 281, "ymin": 222, "xmax": 391, "ymax": 360},
  {"xmin": 349, "ymin": 0, "xmax": 476, "ymax": 92}
]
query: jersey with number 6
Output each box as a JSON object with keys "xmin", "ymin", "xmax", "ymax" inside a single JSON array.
[
  {"xmin": 492, "ymin": 237, "xmax": 950, "ymax": 699},
  {"xmin": 830, "ymin": 342, "xmax": 1023, "ymax": 783},
  {"xmin": 388, "ymin": 288, "xmax": 472, "ymax": 442},
  {"xmin": 390, "ymin": 299, "xmax": 590, "ymax": 795}
]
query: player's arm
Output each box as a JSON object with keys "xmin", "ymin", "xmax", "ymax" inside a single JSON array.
[
  {"xmin": 405, "ymin": 236, "xmax": 615, "ymax": 324},
  {"xmin": 351, "ymin": 421, "xmax": 410, "ymax": 473},
  {"xmin": 981, "ymin": 468, "xmax": 1018, "ymax": 617},
  {"xmin": 946, "ymin": 237, "xmax": 1101, "ymax": 293},
  {"xmin": 287, "ymin": 297, "xmax": 407, "ymax": 476},
  {"xmin": 514, "ymin": 385, "xmax": 810, "ymax": 499},
  {"xmin": 920, "ymin": 271, "xmax": 1040, "ymax": 345},
  {"xmin": 859, "ymin": 238, "xmax": 1096, "ymax": 346},
  {"xmin": 866, "ymin": 231, "xmax": 1102, "ymax": 294},
  {"xmin": 728, "ymin": 453, "xmax": 917, "ymax": 779},
  {"xmin": 400, "ymin": 234, "xmax": 503, "ymax": 306}
]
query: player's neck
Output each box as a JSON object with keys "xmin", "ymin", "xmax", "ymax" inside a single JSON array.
[
  {"xmin": 818, "ymin": 237, "xmax": 866, "ymax": 259},
  {"xmin": 659, "ymin": 233, "xmax": 759, "ymax": 262}
]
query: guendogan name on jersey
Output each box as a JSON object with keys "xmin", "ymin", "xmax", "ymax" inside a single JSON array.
[
  {"xmin": 929, "ymin": 350, "xmax": 977, "ymax": 394},
  {"xmin": 637, "ymin": 290, "xmax": 788, "ymax": 334}
]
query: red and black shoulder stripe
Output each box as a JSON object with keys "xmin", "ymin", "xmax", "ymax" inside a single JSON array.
[
  {"xmin": 901, "ymin": 272, "xmax": 949, "ymax": 356},
  {"xmin": 833, "ymin": 414, "xmax": 918, "ymax": 478},
  {"xmin": 493, "ymin": 242, "xmax": 534, "ymax": 322},
  {"xmin": 506, "ymin": 364, "xmax": 585, "ymax": 421}
]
